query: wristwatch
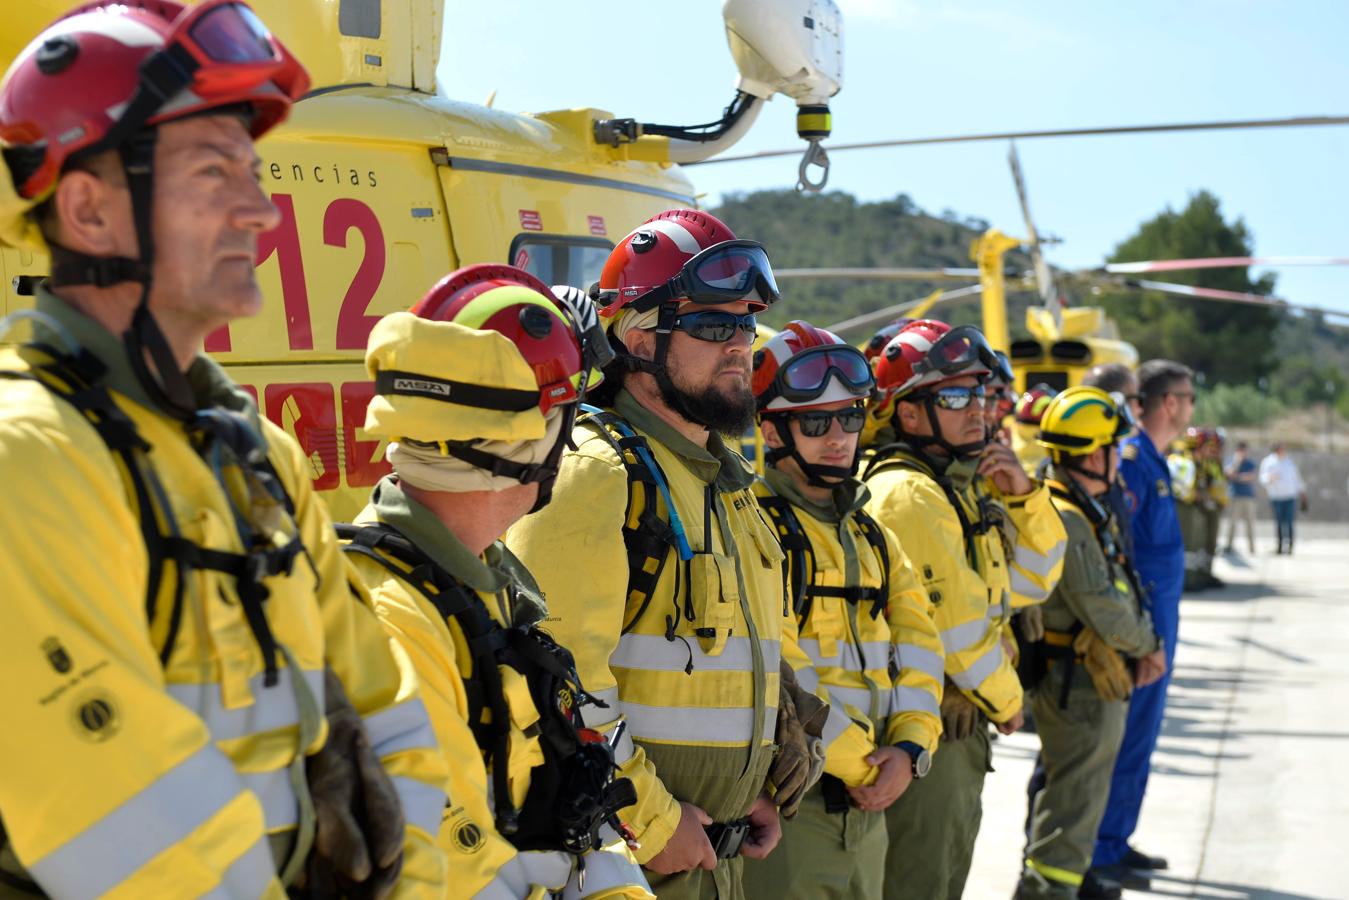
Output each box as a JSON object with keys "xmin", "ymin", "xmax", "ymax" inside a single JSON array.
[{"xmin": 894, "ymin": 741, "xmax": 932, "ymax": 779}]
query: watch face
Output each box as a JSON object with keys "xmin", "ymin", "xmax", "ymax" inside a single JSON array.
[{"xmin": 914, "ymin": 749, "xmax": 932, "ymax": 778}]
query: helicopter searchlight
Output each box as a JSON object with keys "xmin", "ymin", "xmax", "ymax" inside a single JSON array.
[{"xmin": 594, "ymin": 0, "xmax": 843, "ymax": 191}]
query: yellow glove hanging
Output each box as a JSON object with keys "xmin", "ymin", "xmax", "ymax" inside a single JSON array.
[{"xmin": 1073, "ymin": 628, "xmax": 1133, "ymax": 703}]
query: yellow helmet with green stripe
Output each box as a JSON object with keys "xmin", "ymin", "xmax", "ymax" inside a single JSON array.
[{"xmin": 1036, "ymin": 385, "xmax": 1132, "ymax": 458}]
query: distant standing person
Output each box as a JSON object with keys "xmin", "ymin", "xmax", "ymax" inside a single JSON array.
[
  {"xmin": 1223, "ymin": 442, "xmax": 1258, "ymax": 554},
  {"xmin": 1259, "ymin": 444, "xmax": 1306, "ymax": 554}
]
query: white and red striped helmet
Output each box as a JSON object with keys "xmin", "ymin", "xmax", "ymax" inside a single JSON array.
[
  {"xmin": 753, "ymin": 320, "xmax": 874, "ymax": 413},
  {"xmin": 875, "ymin": 319, "xmax": 994, "ymax": 402},
  {"xmin": 596, "ymin": 208, "xmax": 779, "ymax": 318}
]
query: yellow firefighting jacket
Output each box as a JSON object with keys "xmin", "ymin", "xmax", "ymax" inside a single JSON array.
[
  {"xmin": 984, "ymin": 479, "xmax": 1063, "ymax": 611},
  {"xmin": 506, "ymin": 391, "xmax": 806, "ymax": 874},
  {"xmin": 755, "ymin": 469, "xmax": 942, "ymax": 784},
  {"xmin": 347, "ymin": 476, "xmax": 652, "ymax": 899},
  {"xmin": 1168, "ymin": 451, "xmax": 1198, "ymax": 504},
  {"xmin": 1043, "ymin": 478, "xmax": 1161, "ymax": 659},
  {"xmin": 0, "ymin": 291, "xmax": 448, "ymax": 898},
  {"xmin": 862, "ymin": 446, "xmax": 1066, "ymax": 723}
]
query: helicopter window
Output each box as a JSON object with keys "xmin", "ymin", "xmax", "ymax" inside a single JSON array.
[
  {"xmin": 339, "ymin": 0, "xmax": 380, "ymax": 38},
  {"xmin": 509, "ymin": 234, "xmax": 614, "ymax": 290},
  {"xmin": 1023, "ymin": 371, "xmax": 1070, "ymax": 393}
]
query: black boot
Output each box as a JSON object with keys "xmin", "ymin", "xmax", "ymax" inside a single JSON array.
[{"xmin": 1078, "ymin": 869, "xmax": 1125, "ymax": 899}]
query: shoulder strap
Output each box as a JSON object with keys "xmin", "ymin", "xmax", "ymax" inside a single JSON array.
[
  {"xmin": 0, "ymin": 354, "xmax": 184, "ymax": 664},
  {"xmin": 852, "ymin": 509, "xmax": 891, "ymax": 620},
  {"xmin": 336, "ymin": 521, "xmax": 519, "ymax": 827},
  {"xmin": 577, "ymin": 408, "xmax": 692, "ymax": 634},
  {"xmin": 754, "ymin": 491, "xmax": 812, "ymax": 620}
]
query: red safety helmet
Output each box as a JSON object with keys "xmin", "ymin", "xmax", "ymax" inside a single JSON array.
[
  {"xmin": 413, "ymin": 265, "xmax": 600, "ymax": 415},
  {"xmin": 1, "ymin": 0, "xmax": 309, "ymax": 200},
  {"xmin": 753, "ymin": 320, "xmax": 874, "ymax": 413},
  {"xmin": 874, "ymin": 320, "xmax": 995, "ymax": 401},
  {"xmin": 863, "ymin": 318, "xmax": 913, "ymax": 365},
  {"xmin": 1014, "ymin": 384, "xmax": 1059, "ymax": 425},
  {"xmin": 596, "ymin": 208, "xmax": 780, "ymax": 318}
]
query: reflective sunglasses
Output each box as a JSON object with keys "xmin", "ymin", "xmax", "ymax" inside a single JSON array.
[
  {"xmin": 791, "ymin": 407, "xmax": 867, "ymax": 437},
  {"xmin": 670, "ymin": 310, "xmax": 757, "ymax": 343},
  {"xmin": 921, "ymin": 385, "xmax": 988, "ymax": 411},
  {"xmin": 774, "ymin": 344, "xmax": 874, "ymax": 403}
]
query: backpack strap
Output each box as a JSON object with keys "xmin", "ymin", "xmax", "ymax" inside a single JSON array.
[
  {"xmin": 1, "ymin": 352, "xmax": 184, "ymax": 663},
  {"xmin": 336, "ymin": 522, "xmax": 519, "ymax": 831},
  {"xmin": 754, "ymin": 491, "xmax": 812, "ymax": 620},
  {"xmin": 577, "ymin": 407, "xmax": 693, "ymax": 634},
  {"xmin": 864, "ymin": 444, "xmax": 983, "ymax": 571},
  {"xmin": 852, "ymin": 508, "xmax": 891, "ymax": 620}
]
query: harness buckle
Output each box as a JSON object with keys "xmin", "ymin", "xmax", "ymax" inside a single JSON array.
[{"xmin": 704, "ymin": 817, "xmax": 752, "ymax": 859}]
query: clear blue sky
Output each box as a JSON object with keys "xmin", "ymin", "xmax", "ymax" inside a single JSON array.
[{"xmin": 438, "ymin": 1, "xmax": 1349, "ymax": 319}]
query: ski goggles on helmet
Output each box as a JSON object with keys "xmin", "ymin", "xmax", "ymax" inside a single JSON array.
[
  {"xmin": 917, "ymin": 385, "xmax": 988, "ymax": 411},
  {"xmin": 790, "ymin": 406, "xmax": 867, "ymax": 437},
  {"xmin": 670, "ymin": 310, "xmax": 758, "ymax": 343},
  {"xmin": 90, "ymin": 0, "xmax": 308, "ymax": 156},
  {"xmin": 765, "ymin": 344, "xmax": 874, "ymax": 404},
  {"xmin": 911, "ymin": 325, "xmax": 1000, "ymax": 381},
  {"xmin": 638, "ymin": 240, "xmax": 781, "ymax": 311}
]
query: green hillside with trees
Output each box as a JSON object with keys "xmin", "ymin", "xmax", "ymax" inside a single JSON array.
[{"xmin": 711, "ymin": 189, "xmax": 1349, "ymax": 430}]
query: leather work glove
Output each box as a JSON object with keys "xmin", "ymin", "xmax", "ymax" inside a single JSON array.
[
  {"xmin": 939, "ymin": 680, "xmax": 981, "ymax": 742},
  {"xmin": 294, "ymin": 669, "xmax": 406, "ymax": 900},
  {"xmin": 1073, "ymin": 628, "xmax": 1133, "ymax": 703},
  {"xmin": 770, "ymin": 662, "xmax": 828, "ymax": 818},
  {"xmin": 1017, "ymin": 605, "xmax": 1045, "ymax": 643}
]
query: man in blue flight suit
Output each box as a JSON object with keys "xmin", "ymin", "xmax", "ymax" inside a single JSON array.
[{"xmin": 1090, "ymin": 360, "xmax": 1194, "ymax": 891}]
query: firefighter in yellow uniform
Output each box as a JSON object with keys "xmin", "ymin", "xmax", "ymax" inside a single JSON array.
[
  {"xmin": 1195, "ymin": 428, "xmax": 1229, "ymax": 589},
  {"xmin": 508, "ymin": 211, "xmax": 817, "ymax": 900},
  {"xmin": 0, "ymin": 4, "xmax": 448, "ymax": 896},
  {"xmin": 340, "ymin": 267, "xmax": 652, "ymax": 898},
  {"xmin": 1168, "ymin": 433, "xmax": 1206, "ymax": 592},
  {"xmin": 860, "ymin": 320, "xmax": 1068, "ymax": 900},
  {"xmin": 741, "ymin": 323, "xmax": 943, "ymax": 900},
  {"xmin": 1016, "ymin": 387, "xmax": 1168, "ymax": 900}
]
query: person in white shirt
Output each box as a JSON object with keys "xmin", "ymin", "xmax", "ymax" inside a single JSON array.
[{"xmin": 1258, "ymin": 444, "xmax": 1306, "ymax": 555}]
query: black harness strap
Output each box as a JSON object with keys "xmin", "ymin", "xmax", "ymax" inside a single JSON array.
[
  {"xmin": 756, "ymin": 492, "xmax": 891, "ymax": 622},
  {"xmin": 576, "ymin": 410, "xmax": 682, "ymax": 635}
]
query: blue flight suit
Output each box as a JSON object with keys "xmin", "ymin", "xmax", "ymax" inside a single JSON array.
[{"xmin": 1092, "ymin": 432, "xmax": 1182, "ymax": 867}]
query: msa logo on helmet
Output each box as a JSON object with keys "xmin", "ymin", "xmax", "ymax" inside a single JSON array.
[{"xmin": 392, "ymin": 377, "xmax": 450, "ymax": 397}]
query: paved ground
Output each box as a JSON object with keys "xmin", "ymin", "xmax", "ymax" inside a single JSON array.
[{"xmin": 966, "ymin": 523, "xmax": 1349, "ymax": 900}]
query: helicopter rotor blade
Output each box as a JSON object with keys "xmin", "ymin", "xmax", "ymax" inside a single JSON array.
[
  {"xmin": 685, "ymin": 114, "xmax": 1349, "ymax": 167},
  {"xmin": 823, "ymin": 284, "xmax": 985, "ymax": 336},
  {"xmin": 1008, "ymin": 142, "xmax": 1060, "ymax": 324},
  {"xmin": 1102, "ymin": 256, "xmax": 1349, "ymax": 275},
  {"xmin": 776, "ymin": 266, "xmax": 983, "ymax": 282}
]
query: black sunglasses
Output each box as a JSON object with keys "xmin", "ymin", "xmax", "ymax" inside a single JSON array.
[
  {"xmin": 791, "ymin": 407, "xmax": 867, "ymax": 437},
  {"xmin": 670, "ymin": 310, "xmax": 757, "ymax": 343}
]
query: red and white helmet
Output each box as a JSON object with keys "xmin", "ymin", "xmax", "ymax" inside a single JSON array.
[
  {"xmin": 753, "ymin": 320, "xmax": 874, "ymax": 413},
  {"xmin": 597, "ymin": 208, "xmax": 780, "ymax": 318},
  {"xmin": 863, "ymin": 317, "xmax": 914, "ymax": 364},
  {"xmin": 1014, "ymin": 383, "xmax": 1059, "ymax": 425},
  {"xmin": 875, "ymin": 319, "xmax": 996, "ymax": 402},
  {"xmin": 0, "ymin": 0, "xmax": 309, "ymax": 199}
]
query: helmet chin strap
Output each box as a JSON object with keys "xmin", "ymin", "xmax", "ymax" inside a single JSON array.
[
  {"xmin": 1059, "ymin": 445, "xmax": 1114, "ymax": 490},
  {"xmin": 763, "ymin": 414, "xmax": 858, "ymax": 488},
  {"xmin": 436, "ymin": 403, "xmax": 580, "ymax": 514},
  {"xmin": 895, "ymin": 395, "xmax": 988, "ymax": 460}
]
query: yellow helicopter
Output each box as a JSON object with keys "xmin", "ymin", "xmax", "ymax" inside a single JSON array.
[{"xmin": 1, "ymin": 0, "xmax": 843, "ymax": 517}]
